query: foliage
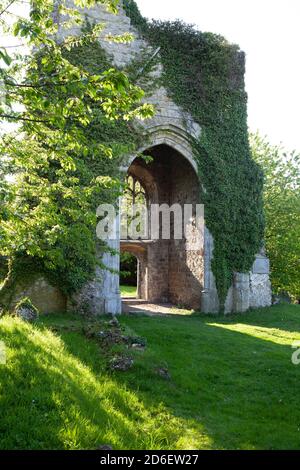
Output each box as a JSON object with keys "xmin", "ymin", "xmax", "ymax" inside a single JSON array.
[
  {"xmin": 251, "ymin": 133, "xmax": 300, "ymax": 299},
  {"xmin": 1, "ymin": 304, "xmax": 300, "ymax": 449},
  {"xmin": 0, "ymin": 0, "xmax": 142, "ymax": 124},
  {"xmin": 0, "ymin": 256, "xmax": 7, "ymax": 283},
  {"xmin": 0, "ymin": 1, "xmax": 153, "ymax": 302},
  {"xmin": 120, "ymin": 251, "xmax": 137, "ymax": 285},
  {"xmin": 123, "ymin": 0, "xmax": 264, "ymax": 309}
]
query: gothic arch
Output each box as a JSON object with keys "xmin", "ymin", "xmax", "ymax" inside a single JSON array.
[
  {"xmin": 121, "ymin": 124, "xmax": 199, "ymax": 175},
  {"xmin": 119, "ymin": 138, "xmax": 204, "ymax": 309}
]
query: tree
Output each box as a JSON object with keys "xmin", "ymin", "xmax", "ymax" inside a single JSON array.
[
  {"xmin": 250, "ymin": 133, "xmax": 300, "ymax": 300},
  {"xmin": 0, "ymin": 1, "xmax": 149, "ymax": 124},
  {"xmin": 0, "ymin": 0, "xmax": 153, "ymax": 307}
]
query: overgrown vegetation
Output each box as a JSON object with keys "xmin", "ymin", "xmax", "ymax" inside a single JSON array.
[
  {"xmin": 1, "ymin": 305, "xmax": 300, "ymax": 449},
  {"xmin": 251, "ymin": 133, "xmax": 300, "ymax": 300},
  {"xmin": 1, "ymin": 0, "xmax": 266, "ymax": 312},
  {"xmin": 0, "ymin": 1, "xmax": 153, "ymax": 309},
  {"xmin": 14, "ymin": 296, "xmax": 39, "ymax": 314},
  {"xmin": 120, "ymin": 251, "xmax": 137, "ymax": 286},
  {"xmin": 123, "ymin": 0, "xmax": 265, "ymax": 309}
]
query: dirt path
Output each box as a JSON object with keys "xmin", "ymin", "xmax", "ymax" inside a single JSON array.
[{"xmin": 122, "ymin": 298, "xmax": 193, "ymax": 316}]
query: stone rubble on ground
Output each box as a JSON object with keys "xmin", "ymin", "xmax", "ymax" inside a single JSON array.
[
  {"xmin": 109, "ymin": 355, "xmax": 134, "ymax": 372},
  {"xmin": 15, "ymin": 304, "xmax": 39, "ymax": 323}
]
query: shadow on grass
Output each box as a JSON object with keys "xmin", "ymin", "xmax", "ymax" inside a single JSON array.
[
  {"xmin": 0, "ymin": 319, "xmax": 178, "ymax": 450},
  {"xmin": 114, "ymin": 312, "xmax": 300, "ymax": 450},
  {"xmin": 1, "ymin": 307, "xmax": 300, "ymax": 450},
  {"xmin": 48, "ymin": 307, "xmax": 300, "ymax": 449}
]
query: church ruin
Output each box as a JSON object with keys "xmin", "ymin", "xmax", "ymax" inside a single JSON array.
[{"xmin": 4, "ymin": 1, "xmax": 272, "ymax": 315}]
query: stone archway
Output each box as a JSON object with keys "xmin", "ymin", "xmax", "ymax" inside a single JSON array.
[
  {"xmin": 14, "ymin": 1, "xmax": 271, "ymax": 316},
  {"xmin": 67, "ymin": 127, "xmax": 271, "ymax": 316},
  {"xmin": 120, "ymin": 142, "xmax": 204, "ymax": 310},
  {"xmin": 120, "ymin": 242, "xmax": 148, "ymax": 300}
]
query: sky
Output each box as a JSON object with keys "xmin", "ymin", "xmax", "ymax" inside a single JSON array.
[
  {"xmin": 1, "ymin": 0, "xmax": 299, "ymax": 150},
  {"xmin": 136, "ymin": 0, "xmax": 300, "ymax": 151}
]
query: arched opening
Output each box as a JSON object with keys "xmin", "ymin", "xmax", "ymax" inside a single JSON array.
[
  {"xmin": 120, "ymin": 143, "xmax": 204, "ymax": 311},
  {"xmin": 121, "ymin": 175, "xmax": 150, "ymax": 240},
  {"xmin": 120, "ymin": 251, "xmax": 137, "ymax": 298},
  {"xmin": 120, "ymin": 242, "xmax": 148, "ymax": 300}
]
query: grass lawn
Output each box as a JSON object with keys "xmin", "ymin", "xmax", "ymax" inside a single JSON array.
[
  {"xmin": 1, "ymin": 304, "xmax": 300, "ymax": 450},
  {"xmin": 120, "ymin": 285, "xmax": 137, "ymax": 298}
]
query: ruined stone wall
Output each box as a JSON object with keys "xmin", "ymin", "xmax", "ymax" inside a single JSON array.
[
  {"xmin": 250, "ymin": 254, "xmax": 272, "ymax": 308},
  {"xmin": 57, "ymin": 1, "xmax": 272, "ymax": 315},
  {"xmin": 60, "ymin": 1, "xmax": 201, "ymax": 146},
  {"xmin": 7, "ymin": 276, "xmax": 66, "ymax": 314}
]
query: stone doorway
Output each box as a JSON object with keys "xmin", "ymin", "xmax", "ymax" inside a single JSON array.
[
  {"xmin": 120, "ymin": 144, "xmax": 204, "ymax": 311},
  {"xmin": 120, "ymin": 250, "xmax": 138, "ymax": 299}
]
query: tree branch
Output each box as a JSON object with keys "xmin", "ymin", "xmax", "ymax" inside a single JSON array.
[
  {"xmin": 0, "ymin": 0, "xmax": 16, "ymax": 17},
  {"xmin": 0, "ymin": 113, "xmax": 49, "ymax": 123}
]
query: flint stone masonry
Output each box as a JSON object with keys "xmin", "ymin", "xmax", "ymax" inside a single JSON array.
[
  {"xmin": 14, "ymin": 304, "xmax": 38, "ymax": 323},
  {"xmin": 15, "ymin": 1, "xmax": 271, "ymax": 315}
]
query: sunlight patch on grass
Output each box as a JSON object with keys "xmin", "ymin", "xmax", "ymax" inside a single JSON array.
[
  {"xmin": 120, "ymin": 285, "xmax": 137, "ymax": 298},
  {"xmin": 0, "ymin": 315, "xmax": 209, "ymax": 450},
  {"xmin": 2, "ymin": 305, "xmax": 300, "ymax": 450},
  {"xmin": 208, "ymin": 322, "xmax": 300, "ymax": 346},
  {"xmin": 176, "ymin": 422, "xmax": 213, "ymax": 450}
]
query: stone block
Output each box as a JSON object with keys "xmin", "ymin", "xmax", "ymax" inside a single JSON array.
[
  {"xmin": 249, "ymin": 273, "xmax": 272, "ymax": 308},
  {"xmin": 252, "ymin": 255, "xmax": 270, "ymax": 274}
]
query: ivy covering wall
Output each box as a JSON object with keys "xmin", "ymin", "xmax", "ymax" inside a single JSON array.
[
  {"xmin": 123, "ymin": 0, "xmax": 265, "ymax": 309},
  {"xmin": 1, "ymin": 1, "xmax": 265, "ymax": 313}
]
